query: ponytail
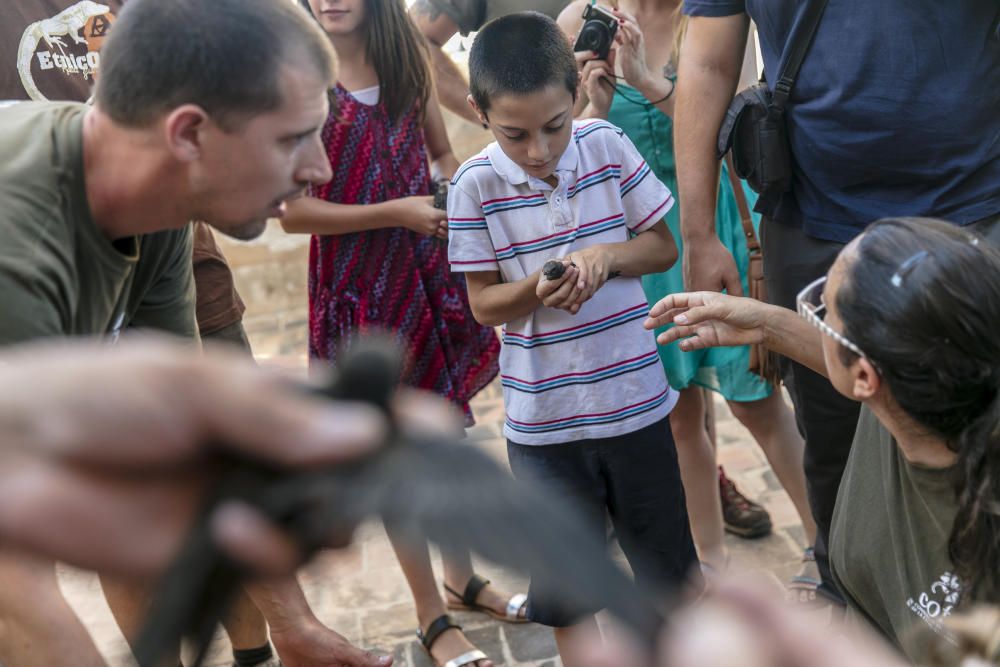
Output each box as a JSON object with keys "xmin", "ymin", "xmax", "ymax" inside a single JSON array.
[{"xmin": 949, "ymin": 383, "xmax": 1000, "ymax": 602}]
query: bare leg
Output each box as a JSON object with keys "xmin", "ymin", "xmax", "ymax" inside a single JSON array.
[
  {"xmin": 222, "ymin": 591, "xmax": 269, "ymax": 651},
  {"xmin": 385, "ymin": 529, "xmax": 493, "ymax": 667},
  {"xmin": 727, "ymin": 391, "xmax": 820, "ymax": 602},
  {"xmin": 553, "ymin": 616, "xmax": 601, "ymax": 667},
  {"xmin": 703, "ymin": 388, "xmax": 718, "ymax": 452},
  {"xmin": 99, "ymin": 574, "xmax": 180, "ymax": 667},
  {"xmin": 0, "ymin": 551, "xmax": 105, "ymax": 667},
  {"xmin": 726, "ymin": 391, "xmax": 817, "ymax": 544},
  {"xmin": 669, "ymin": 387, "xmax": 727, "ymax": 571},
  {"xmin": 101, "ymin": 575, "xmax": 268, "ymax": 666}
]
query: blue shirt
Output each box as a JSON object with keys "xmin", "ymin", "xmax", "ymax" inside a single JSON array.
[{"xmin": 684, "ymin": 0, "xmax": 1000, "ymax": 243}]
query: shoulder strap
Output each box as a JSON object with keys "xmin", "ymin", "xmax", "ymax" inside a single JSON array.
[
  {"xmin": 770, "ymin": 0, "xmax": 829, "ymax": 113},
  {"xmin": 724, "ymin": 155, "xmax": 760, "ymax": 255}
]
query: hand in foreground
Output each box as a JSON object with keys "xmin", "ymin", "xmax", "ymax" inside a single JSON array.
[
  {"xmin": 393, "ymin": 196, "xmax": 448, "ymax": 239},
  {"xmin": 683, "ymin": 235, "xmax": 744, "ymax": 296},
  {"xmin": 644, "ymin": 291, "xmax": 768, "ymax": 349},
  {"xmin": 580, "ymin": 576, "xmax": 907, "ymax": 667},
  {"xmin": 0, "ymin": 338, "xmax": 406, "ymax": 577}
]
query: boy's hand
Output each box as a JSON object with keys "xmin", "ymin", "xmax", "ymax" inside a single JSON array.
[
  {"xmin": 562, "ymin": 245, "xmax": 615, "ymax": 311},
  {"xmin": 536, "ymin": 260, "xmax": 584, "ymax": 313}
]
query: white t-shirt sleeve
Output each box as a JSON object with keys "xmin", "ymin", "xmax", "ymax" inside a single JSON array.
[
  {"xmin": 447, "ymin": 183, "xmax": 499, "ymax": 272},
  {"xmin": 618, "ymin": 132, "xmax": 675, "ymax": 233}
]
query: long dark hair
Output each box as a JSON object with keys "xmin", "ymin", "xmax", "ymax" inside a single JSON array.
[
  {"xmin": 363, "ymin": 0, "xmax": 431, "ymax": 122},
  {"xmin": 300, "ymin": 0, "xmax": 430, "ymax": 123},
  {"xmin": 837, "ymin": 217, "xmax": 1000, "ymax": 601}
]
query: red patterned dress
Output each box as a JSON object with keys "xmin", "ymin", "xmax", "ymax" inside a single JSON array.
[{"xmin": 308, "ymin": 85, "xmax": 499, "ymax": 424}]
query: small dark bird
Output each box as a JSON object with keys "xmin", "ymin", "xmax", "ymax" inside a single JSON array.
[
  {"xmin": 542, "ymin": 259, "xmax": 567, "ymax": 280},
  {"xmin": 133, "ymin": 342, "xmax": 667, "ymax": 667}
]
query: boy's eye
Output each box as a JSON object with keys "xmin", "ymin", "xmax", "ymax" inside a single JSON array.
[
  {"xmin": 504, "ymin": 132, "xmax": 526, "ymax": 141},
  {"xmin": 544, "ymin": 123, "xmax": 565, "ymax": 133}
]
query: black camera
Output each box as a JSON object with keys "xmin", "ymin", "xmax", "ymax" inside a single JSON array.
[{"xmin": 573, "ymin": 4, "xmax": 618, "ymax": 61}]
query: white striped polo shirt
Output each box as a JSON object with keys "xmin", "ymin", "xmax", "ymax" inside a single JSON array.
[{"xmin": 448, "ymin": 119, "xmax": 679, "ymax": 445}]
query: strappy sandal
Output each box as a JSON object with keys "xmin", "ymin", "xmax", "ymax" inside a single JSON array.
[
  {"xmin": 417, "ymin": 614, "xmax": 488, "ymax": 667},
  {"xmin": 444, "ymin": 574, "xmax": 529, "ymax": 623},
  {"xmin": 787, "ymin": 546, "xmax": 823, "ymax": 606}
]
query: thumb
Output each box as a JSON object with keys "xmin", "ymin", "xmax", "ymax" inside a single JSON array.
[{"xmin": 724, "ymin": 268, "xmax": 745, "ymax": 298}]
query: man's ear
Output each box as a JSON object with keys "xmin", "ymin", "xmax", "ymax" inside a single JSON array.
[
  {"xmin": 852, "ymin": 357, "xmax": 881, "ymax": 400},
  {"xmin": 467, "ymin": 94, "xmax": 488, "ymax": 129},
  {"xmin": 163, "ymin": 105, "xmax": 210, "ymax": 162}
]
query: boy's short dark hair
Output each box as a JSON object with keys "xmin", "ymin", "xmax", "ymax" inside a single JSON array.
[
  {"xmin": 468, "ymin": 12, "xmax": 577, "ymax": 112},
  {"xmin": 95, "ymin": 0, "xmax": 336, "ymax": 130}
]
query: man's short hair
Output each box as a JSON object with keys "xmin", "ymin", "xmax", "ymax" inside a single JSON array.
[
  {"xmin": 95, "ymin": 0, "xmax": 336, "ymax": 129},
  {"xmin": 468, "ymin": 12, "xmax": 577, "ymax": 112}
]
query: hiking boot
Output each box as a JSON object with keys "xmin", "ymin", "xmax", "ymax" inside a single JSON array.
[{"xmin": 719, "ymin": 466, "xmax": 772, "ymax": 538}]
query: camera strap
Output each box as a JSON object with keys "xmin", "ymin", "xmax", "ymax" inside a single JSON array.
[{"xmin": 768, "ymin": 0, "xmax": 829, "ymax": 114}]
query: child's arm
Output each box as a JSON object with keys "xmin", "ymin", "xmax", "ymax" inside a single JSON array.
[
  {"xmin": 423, "ymin": 93, "xmax": 460, "ymax": 180},
  {"xmin": 464, "ymin": 264, "xmax": 584, "ymax": 326},
  {"xmin": 281, "ymin": 196, "xmax": 446, "ymax": 238},
  {"xmin": 560, "ymin": 221, "xmax": 678, "ymax": 310}
]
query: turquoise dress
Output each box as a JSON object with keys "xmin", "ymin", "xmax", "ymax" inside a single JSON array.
[{"xmin": 608, "ymin": 84, "xmax": 771, "ymax": 401}]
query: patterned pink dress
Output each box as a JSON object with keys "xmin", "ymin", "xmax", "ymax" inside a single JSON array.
[{"xmin": 309, "ymin": 85, "xmax": 499, "ymax": 424}]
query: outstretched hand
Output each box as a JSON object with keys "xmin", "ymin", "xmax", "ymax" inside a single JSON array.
[{"xmin": 644, "ymin": 291, "xmax": 768, "ymax": 350}]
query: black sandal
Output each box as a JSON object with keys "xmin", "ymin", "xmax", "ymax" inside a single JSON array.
[
  {"xmin": 444, "ymin": 574, "xmax": 528, "ymax": 624},
  {"xmin": 417, "ymin": 614, "xmax": 488, "ymax": 667}
]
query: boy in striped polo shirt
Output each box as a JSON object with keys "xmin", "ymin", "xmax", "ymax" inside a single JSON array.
[{"xmin": 447, "ymin": 11, "xmax": 698, "ymax": 660}]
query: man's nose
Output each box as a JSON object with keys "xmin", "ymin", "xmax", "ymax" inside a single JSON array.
[{"xmin": 298, "ymin": 137, "xmax": 332, "ymax": 186}]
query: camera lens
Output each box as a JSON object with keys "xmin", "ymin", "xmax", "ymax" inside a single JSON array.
[{"xmin": 580, "ymin": 22, "xmax": 610, "ymax": 53}]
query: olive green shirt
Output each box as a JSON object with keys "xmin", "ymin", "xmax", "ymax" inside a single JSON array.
[
  {"xmin": 0, "ymin": 102, "xmax": 196, "ymax": 343},
  {"xmin": 830, "ymin": 406, "xmax": 961, "ymax": 661}
]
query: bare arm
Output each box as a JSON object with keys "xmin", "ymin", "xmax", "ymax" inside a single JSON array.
[
  {"xmin": 674, "ymin": 14, "xmax": 749, "ymax": 294},
  {"xmin": 464, "ymin": 270, "xmax": 544, "ymax": 327},
  {"xmin": 423, "ymin": 92, "xmax": 460, "ymax": 180},
  {"xmin": 410, "ymin": 1, "xmax": 481, "ymax": 125},
  {"xmin": 281, "ymin": 196, "xmax": 447, "ymax": 239},
  {"xmin": 645, "ymin": 292, "xmax": 828, "ymax": 377}
]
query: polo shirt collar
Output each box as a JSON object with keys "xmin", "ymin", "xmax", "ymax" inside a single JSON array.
[{"xmin": 487, "ymin": 137, "xmax": 580, "ymax": 187}]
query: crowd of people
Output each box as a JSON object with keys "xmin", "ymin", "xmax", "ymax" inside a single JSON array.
[{"xmin": 0, "ymin": 1, "xmax": 997, "ymax": 667}]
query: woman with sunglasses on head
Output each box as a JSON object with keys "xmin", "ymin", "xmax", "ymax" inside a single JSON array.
[{"xmin": 643, "ymin": 216, "xmax": 1000, "ymax": 661}]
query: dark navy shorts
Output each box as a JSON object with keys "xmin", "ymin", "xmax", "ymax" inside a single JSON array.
[{"xmin": 507, "ymin": 415, "xmax": 698, "ymax": 627}]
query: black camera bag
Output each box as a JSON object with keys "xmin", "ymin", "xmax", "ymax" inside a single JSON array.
[{"xmin": 717, "ymin": 0, "xmax": 828, "ymax": 199}]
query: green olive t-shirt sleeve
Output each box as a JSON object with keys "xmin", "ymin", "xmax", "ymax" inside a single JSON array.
[
  {"xmin": 0, "ymin": 256, "xmax": 69, "ymax": 343},
  {"xmin": 426, "ymin": 0, "xmax": 569, "ymax": 35},
  {"xmin": 0, "ymin": 201, "xmax": 73, "ymax": 343}
]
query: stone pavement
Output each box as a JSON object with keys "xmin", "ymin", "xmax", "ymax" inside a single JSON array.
[{"xmin": 58, "ymin": 224, "xmax": 807, "ymax": 666}]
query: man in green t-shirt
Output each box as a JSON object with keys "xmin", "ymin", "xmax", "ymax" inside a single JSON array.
[{"xmin": 0, "ymin": 2, "xmax": 401, "ymax": 667}]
